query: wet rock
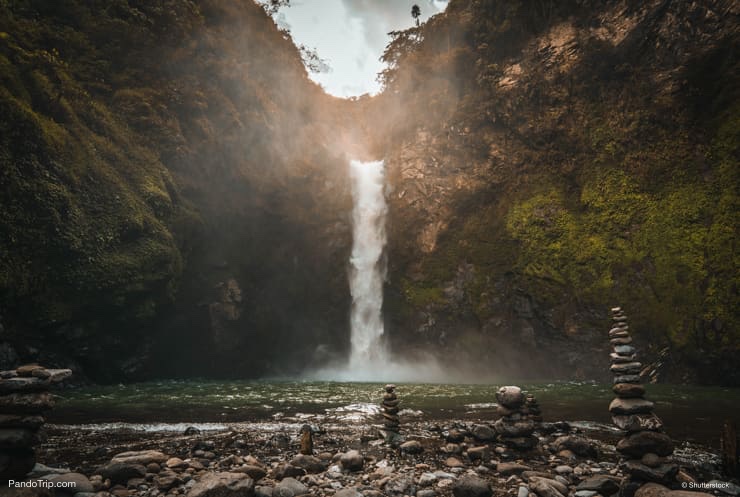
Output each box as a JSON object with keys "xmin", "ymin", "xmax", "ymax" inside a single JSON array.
[
  {"xmin": 47, "ymin": 473, "xmax": 95, "ymax": 493},
  {"xmin": 621, "ymin": 461, "xmax": 678, "ymax": 483},
  {"xmin": 471, "ymin": 424, "xmax": 496, "ymax": 442},
  {"xmin": 111, "ymin": 450, "xmax": 168, "ymax": 466},
  {"xmin": 234, "ymin": 465, "xmax": 267, "ymax": 481},
  {"xmin": 612, "ymin": 384, "xmax": 646, "ymax": 398},
  {"xmin": 613, "ymin": 375, "xmax": 642, "ymax": 385},
  {"xmin": 496, "ymin": 386, "xmax": 525, "ymax": 409},
  {"xmin": 610, "ymin": 362, "xmax": 643, "ymax": 375},
  {"xmin": 611, "ymin": 413, "xmax": 663, "ymax": 432},
  {"xmin": 185, "ymin": 472, "xmax": 254, "ymax": 497},
  {"xmin": 609, "ymin": 398, "xmax": 655, "ymax": 415},
  {"xmin": 553, "ymin": 436, "xmax": 598, "ymax": 458},
  {"xmin": 400, "ymin": 440, "xmax": 423, "ymax": 454},
  {"xmin": 576, "ymin": 476, "xmax": 620, "ymax": 496},
  {"xmin": 616, "ymin": 431, "xmax": 674, "ymax": 457},
  {"xmin": 288, "ymin": 455, "xmax": 325, "ymax": 474},
  {"xmin": 497, "ymin": 462, "xmax": 531, "ymax": 476},
  {"xmin": 452, "ymin": 476, "xmax": 492, "ymax": 497},
  {"xmin": 466, "ymin": 446, "xmax": 489, "ymax": 461},
  {"xmin": 98, "ymin": 463, "xmax": 147, "ymax": 485},
  {"xmin": 339, "ymin": 450, "xmax": 364, "ymax": 471}
]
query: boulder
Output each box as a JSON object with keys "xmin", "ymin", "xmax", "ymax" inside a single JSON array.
[
  {"xmin": 186, "ymin": 472, "xmax": 254, "ymax": 497},
  {"xmin": 275, "ymin": 477, "xmax": 307, "ymax": 497},
  {"xmin": 452, "ymin": 476, "xmax": 492, "ymax": 497},
  {"xmin": 496, "ymin": 386, "xmax": 524, "ymax": 409},
  {"xmin": 339, "ymin": 450, "xmax": 364, "ymax": 472},
  {"xmin": 98, "ymin": 463, "xmax": 147, "ymax": 484},
  {"xmin": 617, "ymin": 431, "xmax": 674, "ymax": 457},
  {"xmin": 471, "ymin": 424, "xmax": 496, "ymax": 442}
]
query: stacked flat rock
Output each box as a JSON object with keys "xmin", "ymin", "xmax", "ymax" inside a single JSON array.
[
  {"xmin": 494, "ymin": 386, "xmax": 537, "ymax": 450},
  {"xmin": 0, "ymin": 363, "xmax": 72, "ymax": 481},
  {"xmin": 607, "ymin": 307, "xmax": 677, "ymax": 489},
  {"xmin": 381, "ymin": 384, "xmax": 401, "ymax": 440},
  {"xmin": 522, "ymin": 393, "xmax": 542, "ymax": 422}
]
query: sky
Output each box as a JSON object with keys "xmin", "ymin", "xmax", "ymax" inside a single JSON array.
[{"xmin": 267, "ymin": 0, "xmax": 449, "ymax": 98}]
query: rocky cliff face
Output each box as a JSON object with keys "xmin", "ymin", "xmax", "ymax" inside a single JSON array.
[
  {"xmin": 0, "ymin": 0, "xmax": 737, "ymax": 384},
  {"xmin": 0, "ymin": 0, "xmax": 358, "ymax": 380},
  {"xmin": 375, "ymin": 0, "xmax": 739, "ymax": 384}
]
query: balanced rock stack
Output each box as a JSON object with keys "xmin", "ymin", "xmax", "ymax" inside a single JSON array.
[
  {"xmin": 607, "ymin": 307, "xmax": 677, "ymax": 490},
  {"xmin": 381, "ymin": 384, "xmax": 401, "ymax": 441},
  {"xmin": 494, "ymin": 386, "xmax": 537, "ymax": 450},
  {"xmin": 522, "ymin": 393, "xmax": 542, "ymax": 423},
  {"xmin": 0, "ymin": 363, "xmax": 72, "ymax": 481}
]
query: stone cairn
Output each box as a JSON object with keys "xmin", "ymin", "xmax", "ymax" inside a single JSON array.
[
  {"xmin": 608, "ymin": 307, "xmax": 677, "ymax": 494},
  {"xmin": 381, "ymin": 384, "xmax": 401, "ymax": 442},
  {"xmin": 0, "ymin": 363, "xmax": 72, "ymax": 481},
  {"xmin": 494, "ymin": 386, "xmax": 537, "ymax": 450},
  {"xmin": 522, "ymin": 393, "xmax": 542, "ymax": 423}
]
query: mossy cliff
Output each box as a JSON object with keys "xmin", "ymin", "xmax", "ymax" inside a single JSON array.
[
  {"xmin": 0, "ymin": 0, "xmax": 355, "ymax": 380},
  {"xmin": 374, "ymin": 0, "xmax": 739, "ymax": 383}
]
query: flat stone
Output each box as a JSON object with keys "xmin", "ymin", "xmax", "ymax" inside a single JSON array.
[
  {"xmin": 111, "ymin": 450, "xmax": 168, "ymax": 466},
  {"xmin": 496, "ymin": 462, "xmax": 531, "ymax": 476},
  {"xmin": 496, "ymin": 386, "xmax": 524, "ymax": 409},
  {"xmin": 185, "ymin": 472, "xmax": 254, "ymax": 497},
  {"xmin": 610, "ymin": 337, "xmax": 632, "ymax": 346},
  {"xmin": 452, "ymin": 476, "xmax": 492, "ymax": 497},
  {"xmin": 16, "ymin": 365, "xmax": 44, "ymax": 377},
  {"xmin": 617, "ymin": 431, "xmax": 674, "ymax": 457},
  {"xmin": 610, "ymin": 362, "xmax": 643, "ymax": 375},
  {"xmin": 621, "ymin": 460, "xmax": 678, "ymax": 483},
  {"xmin": 635, "ymin": 483, "xmax": 671, "ymax": 497},
  {"xmin": 609, "ymin": 397, "xmax": 654, "ymax": 415},
  {"xmin": 614, "ymin": 375, "xmax": 642, "ymax": 384},
  {"xmin": 612, "ymin": 383, "xmax": 646, "ymax": 398},
  {"xmin": 612, "ymin": 413, "xmax": 663, "ymax": 432},
  {"xmin": 233, "ymin": 465, "xmax": 266, "ymax": 481},
  {"xmin": 288, "ymin": 454, "xmax": 325, "ymax": 473},
  {"xmin": 166, "ymin": 457, "xmax": 186, "ymax": 469},
  {"xmin": 445, "ymin": 457, "xmax": 464, "ymax": 468},
  {"xmin": 576, "ymin": 476, "xmax": 620, "ymax": 496},
  {"xmin": 611, "ymin": 353, "xmax": 637, "ymax": 363},
  {"xmin": 609, "ymin": 330, "xmax": 631, "ymax": 339},
  {"xmin": 529, "ymin": 478, "xmax": 565, "ymax": 497},
  {"xmin": 0, "ymin": 392, "xmax": 54, "ymax": 414},
  {"xmin": 575, "ymin": 492, "xmax": 598, "ymax": 497},
  {"xmin": 502, "ymin": 436, "xmax": 538, "ymax": 450},
  {"xmin": 614, "ymin": 345, "xmax": 636, "ymax": 355},
  {"xmin": 642, "ymin": 453, "xmax": 664, "ymax": 468}
]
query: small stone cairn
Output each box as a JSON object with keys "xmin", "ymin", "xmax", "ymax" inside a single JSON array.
[
  {"xmin": 381, "ymin": 384, "xmax": 401, "ymax": 442},
  {"xmin": 522, "ymin": 393, "xmax": 542, "ymax": 423},
  {"xmin": 494, "ymin": 386, "xmax": 537, "ymax": 450},
  {"xmin": 0, "ymin": 363, "xmax": 72, "ymax": 481},
  {"xmin": 607, "ymin": 307, "xmax": 677, "ymax": 492}
]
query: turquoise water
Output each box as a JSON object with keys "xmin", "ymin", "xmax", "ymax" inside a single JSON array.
[{"xmin": 50, "ymin": 380, "xmax": 740, "ymax": 447}]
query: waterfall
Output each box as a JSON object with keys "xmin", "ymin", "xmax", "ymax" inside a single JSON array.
[{"xmin": 348, "ymin": 160, "xmax": 388, "ymax": 371}]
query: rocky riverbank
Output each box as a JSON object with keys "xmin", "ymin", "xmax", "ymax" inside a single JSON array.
[{"xmin": 7, "ymin": 412, "xmax": 737, "ymax": 497}]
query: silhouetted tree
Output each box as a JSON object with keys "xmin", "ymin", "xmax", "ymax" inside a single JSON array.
[{"xmin": 411, "ymin": 4, "xmax": 421, "ymax": 26}]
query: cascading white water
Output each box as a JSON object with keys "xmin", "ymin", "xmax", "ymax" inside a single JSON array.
[{"xmin": 348, "ymin": 160, "xmax": 388, "ymax": 371}]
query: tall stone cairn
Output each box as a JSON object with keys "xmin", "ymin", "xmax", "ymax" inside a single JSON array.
[
  {"xmin": 607, "ymin": 307, "xmax": 677, "ymax": 493},
  {"xmin": 381, "ymin": 384, "xmax": 401, "ymax": 441},
  {"xmin": 0, "ymin": 364, "xmax": 72, "ymax": 481},
  {"xmin": 494, "ymin": 386, "xmax": 537, "ymax": 450}
]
